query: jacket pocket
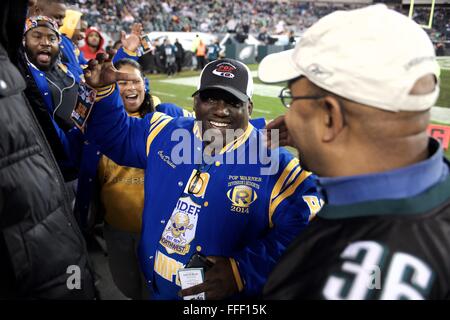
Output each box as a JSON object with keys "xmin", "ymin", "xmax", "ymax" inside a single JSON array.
[{"xmin": 2, "ymin": 222, "xmax": 33, "ymax": 292}]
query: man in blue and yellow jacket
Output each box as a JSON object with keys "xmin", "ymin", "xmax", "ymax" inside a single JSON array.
[
  {"xmin": 84, "ymin": 58, "xmax": 322, "ymax": 299},
  {"xmin": 18, "ymin": 15, "xmax": 147, "ymax": 209}
]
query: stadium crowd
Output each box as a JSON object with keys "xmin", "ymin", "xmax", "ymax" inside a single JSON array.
[
  {"xmin": 68, "ymin": 0, "xmax": 450, "ymax": 43},
  {"xmin": 1, "ymin": 0, "xmax": 450, "ymax": 303},
  {"xmin": 412, "ymin": 5, "xmax": 450, "ymax": 48},
  {"xmin": 69, "ymin": 0, "xmax": 366, "ymax": 36}
]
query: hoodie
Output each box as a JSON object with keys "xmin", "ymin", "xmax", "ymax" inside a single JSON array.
[{"xmin": 80, "ymin": 27, "xmax": 105, "ymax": 60}]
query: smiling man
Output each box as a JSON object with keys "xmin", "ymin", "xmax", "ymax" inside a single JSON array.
[
  {"xmin": 191, "ymin": 60, "xmax": 255, "ymax": 151},
  {"xmin": 82, "ymin": 58, "xmax": 321, "ymax": 299}
]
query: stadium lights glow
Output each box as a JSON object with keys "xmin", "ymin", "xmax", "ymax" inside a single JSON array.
[{"xmin": 408, "ymin": 0, "xmax": 436, "ymax": 29}]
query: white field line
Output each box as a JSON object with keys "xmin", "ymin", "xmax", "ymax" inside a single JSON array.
[
  {"xmin": 431, "ymin": 106, "xmax": 450, "ymax": 124},
  {"xmin": 154, "ymin": 91, "xmax": 273, "ymax": 114},
  {"xmin": 159, "ymin": 76, "xmax": 283, "ymax": 98},
  {"xmin": 437, "ymin": 57, "xmax": 450, "ymax": 71},
  {"xmin": 152, "ymin": 90, "xmax": 176, "ymax": 97},
  {"xmin": 253, "ymin": 108, "xmax": 272, "ymax": 114}
]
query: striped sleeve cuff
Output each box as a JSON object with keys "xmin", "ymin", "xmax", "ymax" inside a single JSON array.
[{"xmin": 95, "ymin": 84, "xmax": 116, "ymax": 102}]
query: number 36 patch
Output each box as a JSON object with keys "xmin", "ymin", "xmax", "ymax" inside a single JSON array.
[{"xmin": 322, "ymin": 241, "xmax": 434, "ymax": 300}]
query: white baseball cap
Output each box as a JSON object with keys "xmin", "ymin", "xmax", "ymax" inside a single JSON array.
[{"xmin": 258, "ymin": 4, "xmax": 440, "ymax": 112}]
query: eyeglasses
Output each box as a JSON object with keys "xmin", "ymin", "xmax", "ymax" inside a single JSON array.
[
  {"xmin": 278, "ymin": 87, "xmax": 324, "ymax": 108},
  {"xmin": 187, "ymin": 164, "xmax": 212, "ymax": 195}
]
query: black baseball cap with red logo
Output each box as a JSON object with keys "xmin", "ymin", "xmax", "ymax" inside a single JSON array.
[{"xmin": 192, "ymin": 58, "xmax": 254, "ymax": 102}]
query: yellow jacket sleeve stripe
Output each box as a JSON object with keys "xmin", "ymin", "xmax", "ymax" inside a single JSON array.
[
  {"xmin": 95, "ymin": 84, "xmax": 116, "ymax": 101},
  {"xmin": 276, "ymin": 165, "xmax": 301, "ymax": 199},
  {"xmin": 270, "ymin": 158, "xmax": 299, "ymax": 203},
  {"xmin": 146, "ymin": 118, "xmax": 172, "ymax": 156},
  {"xmin": 150, "ymin": 112, "xmax": 167, "ymax": 125},
  {"xmin": 269, "ymin": 169, "xmax": 312, "ymax": 227},
  {"xmin": 150, "ymin": 113, "xmax": 172, "ymax": 133}
]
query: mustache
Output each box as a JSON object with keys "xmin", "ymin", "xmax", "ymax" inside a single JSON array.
[{"xmin": 24, "ymin": 45, "xmax": 61, "ymax": 69}]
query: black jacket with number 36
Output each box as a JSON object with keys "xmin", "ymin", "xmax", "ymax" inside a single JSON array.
[{"xmin": 264, "ymin": 142, "xmax": 450, "ymax": 300}]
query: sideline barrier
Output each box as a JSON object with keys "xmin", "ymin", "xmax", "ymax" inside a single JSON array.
[
  {"xmin": 225, "ymin": 44, "xmax": 295, "ymax": 64},
  {"xmin": 224, "ymin": 43, "xmax": 257, "ymax": 64}
]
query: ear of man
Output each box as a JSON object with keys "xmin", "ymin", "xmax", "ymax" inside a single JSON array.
[
  {"xmin": 247, "ymin": 100, "xmax": 253, "ymax": 116},
  {"xmin": 321, "ymin": 96, "xmax": 346, "ymax": 143},
  {"xmin": 409, "ymin": 74, "xmax": 436, "ymax": 95},
  {"xmin": 193, "ymin": 95, "xmax": 200, "ymax": 113}
]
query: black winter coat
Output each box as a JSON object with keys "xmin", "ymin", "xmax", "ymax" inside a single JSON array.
[{"xmin": 0, "ymin": 44, "xmax": 95, "ymax": 299}]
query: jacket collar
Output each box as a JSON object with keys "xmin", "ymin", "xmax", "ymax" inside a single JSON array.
[{"xmin": 192, "ymin": 121, "xmax": 254, "ymax": 154}]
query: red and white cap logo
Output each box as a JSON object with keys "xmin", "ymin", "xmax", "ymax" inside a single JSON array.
[{"xmin": 212, "ymin": 63, "xmax": 236, "ymax": 79}]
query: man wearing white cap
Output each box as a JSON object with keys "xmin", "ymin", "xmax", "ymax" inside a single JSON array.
[{"xmin": 259, "ymin": 4, "xmax": 450, "ymax": 300}]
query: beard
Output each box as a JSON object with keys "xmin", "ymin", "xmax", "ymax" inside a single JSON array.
[{"xmin": 24, "ymin": 45, "xmax": 60, "ymax": 71}]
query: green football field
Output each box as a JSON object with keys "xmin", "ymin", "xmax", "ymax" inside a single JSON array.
[{"xmin": 147, "ymin": 65, "xmax": 450, "ymax": 159}]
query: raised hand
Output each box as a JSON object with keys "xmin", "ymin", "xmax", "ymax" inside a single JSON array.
[
  {"xmin": 121, "ymin": 23, "xmax": 143, "ymax": 53},
  {"xmin": 84, "ymin": 53, "xmax": 140, "ymax": 89}
]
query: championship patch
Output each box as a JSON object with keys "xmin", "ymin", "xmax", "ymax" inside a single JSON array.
[
  {"xmin": 227, "ymin": 185, "xmax": 258, "ymax": 208},
  {"xmin": 160, "ymin": 197, "xmax": 201, "ymax": 256},
  {"xmin": 226, "ymin": 175, "xmax": 261, "ymax": 214}
]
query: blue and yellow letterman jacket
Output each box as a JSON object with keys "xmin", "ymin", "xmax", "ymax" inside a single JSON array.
[{"xmin": 85, "ymin": 86, "xmax": 321, "ymax": 299}]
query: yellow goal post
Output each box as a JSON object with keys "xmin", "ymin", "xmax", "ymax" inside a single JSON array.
[{"xmin": 408, "ymin": 0, "xmax": 436, "ymax": 29}]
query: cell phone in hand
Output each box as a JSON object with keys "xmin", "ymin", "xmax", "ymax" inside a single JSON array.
[
  {"xmin": 140, "ymin": 35, "xmax": 152, "ymax": 53},
  {"xmin": 186, "ymin": 252, "xmax": 214, "ymax": 272}
]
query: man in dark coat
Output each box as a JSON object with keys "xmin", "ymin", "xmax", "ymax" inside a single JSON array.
[{"xmin": 0, "ymin": 0, "xmax": 96, "ymax": 299}]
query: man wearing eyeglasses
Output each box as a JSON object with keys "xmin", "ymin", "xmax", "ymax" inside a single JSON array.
[
  {"xmin": 82, "ymin": 58, "xmax": 321, "ymax": 299},
  {"xmin": 259, "ymin": 4, "xmax": 450, "ymax": 299}
]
